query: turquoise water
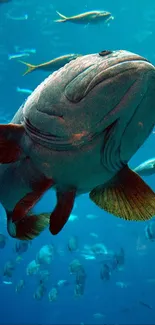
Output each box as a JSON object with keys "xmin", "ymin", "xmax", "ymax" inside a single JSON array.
[{"xmin": 0, "ymin": 0, "xmax": 155, "ymax": 324}]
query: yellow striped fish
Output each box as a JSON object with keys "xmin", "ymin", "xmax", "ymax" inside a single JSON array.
[
  {"xmin": 54, "ymin": 10, "xmax": 113, "ymax": 24},
  {"xmin": 19, "ymin": 53, "xmax": 81, "ymax": 76}
]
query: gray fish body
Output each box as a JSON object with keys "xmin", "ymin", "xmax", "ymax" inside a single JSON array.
[
  {"xmin": 66, "ymin": 13, "xmax": 110, "ymax": 24},
  {"xmin": 1, "ymin": 50, "xmax": 155, "ymax": 212},
  {"xmin": 55, "ymin": 11, "xmax": 112, "ymax": 24},
  {"xmin": 21, "ymin": 51, "xmax": 155, "ymax": 191},
  {"xmin": 37, "ymin": 54, "xmax": 81, "ymax": 72}
]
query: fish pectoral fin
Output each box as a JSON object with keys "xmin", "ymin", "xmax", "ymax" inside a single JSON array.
[
  {"xmin": 89, "ymin": 165, "xmax": 155, "ymax": 221},
  {"xmin": 0, "ymin": 123, "xmax": 24, "ymax": 163},
  {"xmin": 49, "ymin": 189, "xmax": 76, "ymax": 235},
  {"xmin": 12, "ymin": 177, "xmax": 55, "ymax": 223},
  {"xmin": 7, "ymin": 176, "xmax": 55, "ymax": 240},
  {"xmin": 7, "ymin": 211, "xmax": 50, "ymax": 240},
  {"xmin": 18, "ymin": 60, "xmax": 37, "ymax": 76}
]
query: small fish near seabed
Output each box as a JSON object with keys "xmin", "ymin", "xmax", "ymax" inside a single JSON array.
[
  {"xmin": 134, "ymin": 158, "xmax": 155, "ymax": 176},
  {"xmin": 0, "ymin": 50, "xmax": 155, "ymax": 241},
  {"xmin": 19, "ymin": 53, "xmax": 81, "ymax": 76},
  {"xmin": 36, "ymin": 245, "xmax": 54, "ymax": 265},
  {"xmin": 15, "ymin": 240, "xmax": 30, "ymax": 254},
  {"xmin": 0, "ymin": 233, "xmax": 7, "ymax": 248},
  {"xmin": 145, "ymin": 220, "xmax": 155, "ymax": 241},
  {"xmin": 54, "ymin": 10, "xmax": 113, "ymax": 25},
  {"xmin": 100, "ymin": 263, "xmax": 111, "ymax": 280}
]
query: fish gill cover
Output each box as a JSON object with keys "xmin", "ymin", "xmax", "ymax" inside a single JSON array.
[{"xmin": 0, "ymin": 0, "xmax": 155, "ymax": 324}]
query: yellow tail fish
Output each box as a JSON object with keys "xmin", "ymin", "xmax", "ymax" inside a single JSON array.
[
  {"xmin": 54, "ymin": 10, "xmax": 113, "ymax": 24},
  {"xmin": 19, "ymin": 53, "xmax": 81, "ymax": 76}
]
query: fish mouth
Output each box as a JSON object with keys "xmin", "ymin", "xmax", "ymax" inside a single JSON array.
[
  {"xmin": 104, "ymin": 56, "xmax": 151, "ymax": 75},
  {"xmin": 98, "ymin": 49, "xmax": 151, "ymax": 70},
  {"xmin": 23, "ymin": 52, "xmax": 154, "ymax": 153},
  {"xmin": 24, "ymin": 117, "xmax": 62, "ymax": 142},
  {"xmin": 24, "ymin": 117, "xmax": 95, "ymax": 149},
  {"xmin": 65, "ymin": 53, "xmax": 152, "ymax": 104},
  {"xmin": 24, "ymin": 116, "xmax": 107, "ymax": 150},
  {"xmin": 99, "ymin": 58, "xmax": 155, "ymax": 172},
  {"xmin": 100, "ymin": 12, "xmax": 111, "ymax": 18}
]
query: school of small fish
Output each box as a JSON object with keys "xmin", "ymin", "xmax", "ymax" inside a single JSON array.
[
  {"xmin": 1, "ymin": 0, "xmax": 155, "ymax": 322},
  {"xmin": 0, "ymin": 209, "xmax": 154, "ymax": 317}
]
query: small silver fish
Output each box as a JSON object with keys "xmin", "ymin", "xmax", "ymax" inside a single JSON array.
[
  {"xmin": 19, "ymin": 48, "xmax": 36, "ymax": 54},
  {"xmin": 16, "ymin": 87, "xmax": 33, "ymax": 95},
  {"xmin": 134, "ymin": 158, "xmax": 155, "ymax": 176},
  {"xmin": 139, "ymin": 301, "xmax": 152, "ymax": 309},
  {"xmin": 6, "ymin": 13, "xmax": 28, "ymax": 20},
  {"xmin": 8, "ymin": 53, "xmax": 30, "ymax": 60},
  {"xmin": 54, "ymin": 10, "xmax": 113, "ymax": 24},
  {"xmin": 3, "ymin": 281, "xmax": 12, "ymax": 285}
]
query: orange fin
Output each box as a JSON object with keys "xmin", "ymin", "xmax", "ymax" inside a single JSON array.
[
  {"xmin": 12, "ymin": 178, "xmax": 55, "ymax": 223},
  {"xmin": 49, "ymin": 189, "xmax": 76, "ymax": 235},
  {"xmin": 0, "ymin": 123, "xmax": 24, "ymax": 163},
  {"xmin": 7, "ymin": 212, "xmax": 50, "ymax": 240},
  {"xmin": 89, "ymin": 165, "xmax": 155, "ymax": 221}
]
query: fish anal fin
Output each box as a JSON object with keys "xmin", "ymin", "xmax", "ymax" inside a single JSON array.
[
  {"xmin": 7, "ymin": 212, "xmax": 50, "ymax": 240},
  {"xmin": 12, "ymin": 178, "xmax": 55, "ymax": 223},
  {"xmin": 0, "ymin": 123, "xmax": 24, "ymax": 163},
  {"xmin": 89, "ymin": 165, "xmax": 155, "ymax": 221},
  {"xmin": 54, "ymin": 18, "xmax": 67, "ymax": 23},
  {"xmin": 50, "ymin": 189, "xmax": 76, "ymax": 235}
]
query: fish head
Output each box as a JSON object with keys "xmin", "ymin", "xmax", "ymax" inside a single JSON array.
[
  {"xmin": 23, "ymin": 50, "xmax": 155, "ymax": 171},
  {"xmin": 97, "ymin": 11, "xmax": 112, "ymax": 19},
  {"xmin": 134, "ymin": 158, "xmax": 155, "ymax": 176},
  {"xmin": 68, "ymin": 53, "xmax": 82, "ymax": 61}
]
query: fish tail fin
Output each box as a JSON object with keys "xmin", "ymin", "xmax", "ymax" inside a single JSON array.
[
  {"xmin": 18, "ymin": 60, "xmax": 37, "ymax": 76},
  {"xmin": 7, "ymin": 212, "xmax": 50, "ymax": 240},
  {"xmin": 54, "ymin": 11, "xmax": 68, "ymax": 22}
]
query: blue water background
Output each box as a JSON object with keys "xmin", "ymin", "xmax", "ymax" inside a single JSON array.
[{"xmin": 0, "ymin": 0, "xmax": 155, "ymax": 324}]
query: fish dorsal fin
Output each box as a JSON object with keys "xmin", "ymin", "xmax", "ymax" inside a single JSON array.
[
  {"xmin": 0, "ymin": 123, "xmax": 25, "ymax": 163},
  {"xmin": 49, "ymin": 189, "xmax": 76, "ymax": 235},
  {"xmin": 89, "ymin": 165, "xmax": 155, "ymax": 221},
  {"xmin": 54, "ymin": 11, "xmax": 68, "ymax": 22},
  {"xmin": 56, "ymin": 11, "xmax": 67, "ymax": 19},
  {"xmin": 65, "ymin": 64, "xmax": 98, "ymax": 103}
]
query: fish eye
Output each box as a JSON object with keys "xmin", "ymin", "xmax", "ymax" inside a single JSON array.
[{"xmin": 99, "ymin": 50, "xmax": 113, "ymax": 57}]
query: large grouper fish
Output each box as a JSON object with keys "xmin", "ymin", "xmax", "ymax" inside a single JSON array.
[{"xmin": 1, "ymin": 49, "xmax": 155, "ymax": 241}]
